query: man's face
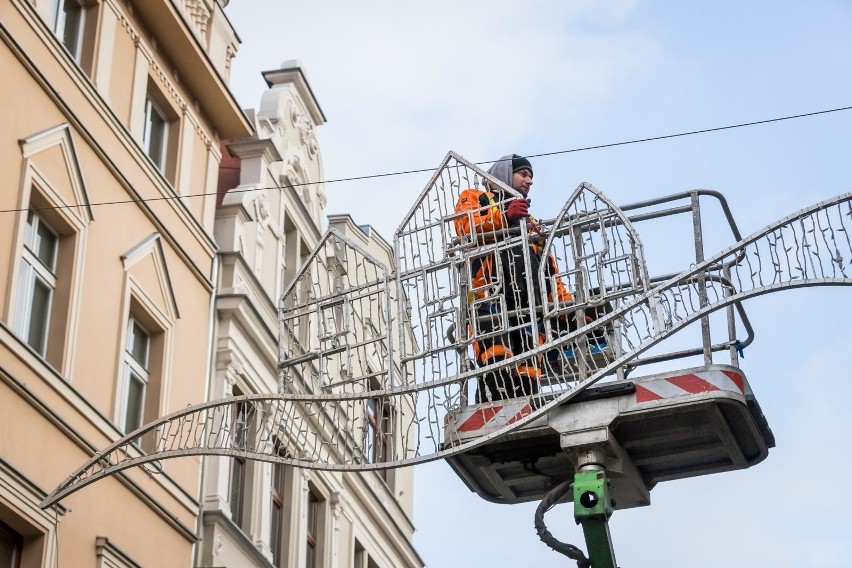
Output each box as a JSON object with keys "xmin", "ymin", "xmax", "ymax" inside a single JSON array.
[{"xmin": 512, "ymin": 169, "xmax": 533, "ymax": 196}]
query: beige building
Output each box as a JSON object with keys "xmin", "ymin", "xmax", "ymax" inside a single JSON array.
[
  {"xmin": 202, "ymin": 62, "xmax": 423, "ymax": 568},
  {"xmin": 0, "ymin": 0, "xmax": 250, "ymax": 566}
]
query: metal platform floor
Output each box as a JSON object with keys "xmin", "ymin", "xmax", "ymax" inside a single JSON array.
[{"xmin": 444, "ymin": 364, "xmax": 774, "ymax": 509}]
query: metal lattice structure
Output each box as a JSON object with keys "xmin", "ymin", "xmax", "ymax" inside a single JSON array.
[{"xmin": 41, "ymin": 152, "xmax": 852, "ymax": 508}]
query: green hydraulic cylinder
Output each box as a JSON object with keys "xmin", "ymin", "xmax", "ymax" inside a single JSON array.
[{"xmin": 572, "ymin": 469, "xmax": 618, "ymax": 568}]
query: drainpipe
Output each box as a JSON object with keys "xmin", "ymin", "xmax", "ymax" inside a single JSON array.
[{"xmin": 192, "ymin": 252, "xmax": 220, "ymax": 567}]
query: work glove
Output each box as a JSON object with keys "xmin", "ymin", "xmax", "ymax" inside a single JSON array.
[{"xmin": 506, "ymin": 199, "xmax": 530, "ymax": 225}]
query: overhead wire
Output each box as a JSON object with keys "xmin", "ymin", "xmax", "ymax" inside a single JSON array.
[{"xmin": 2, "ymin": 104, "xmax": 850, "ymax": 215}]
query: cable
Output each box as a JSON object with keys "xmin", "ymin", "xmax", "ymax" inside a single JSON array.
[
  {"xmin": 2, "ymin": 104, "xmax": 850, "ymax": 215},
  {"xmin": 524, "ymin": 105, "xmax": 852, "ymax": 159},
  {"xmin": 534, "ymin": 479, "xmax": 591, "ymax": 567}
]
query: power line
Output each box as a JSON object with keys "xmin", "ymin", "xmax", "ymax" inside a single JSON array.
[
  {"xmin": 3, "ymin": 104, "xmax": 850, "ymax": 215},
  {"xmin": 524, "ymin": 105, "xmax": 852, "ymax": 159}
]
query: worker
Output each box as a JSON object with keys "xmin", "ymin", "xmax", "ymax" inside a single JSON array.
[{"xmin": 454, "ymin": 155, "xmax": 574, "ymax": 402}]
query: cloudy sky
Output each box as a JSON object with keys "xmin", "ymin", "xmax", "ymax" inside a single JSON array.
[{"xmin": 224, "ymin": 1, "xmax": 852, "ymax": 566}]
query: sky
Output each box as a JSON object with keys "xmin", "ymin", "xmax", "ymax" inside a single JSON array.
[{"xmin": 224, "ymin": 2, "xmax": 852, "ymax": 566}]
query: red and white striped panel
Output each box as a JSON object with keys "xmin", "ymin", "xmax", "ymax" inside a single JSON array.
[
  {"xmin": 450, "ymin": 401, "xmax": 533, "ymax": 434},
  {"xmin": 634, "ymin": 368, "xmax": 745, "ymax": 403}
]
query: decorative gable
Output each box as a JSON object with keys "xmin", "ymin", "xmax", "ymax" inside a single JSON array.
[
  {"xmin": 121, "ymin": 233, "xmax": 180, "ymax": 322},
  {"xmin": 19, "ymin": 123, "xmax": 93, "ymax": 227}
]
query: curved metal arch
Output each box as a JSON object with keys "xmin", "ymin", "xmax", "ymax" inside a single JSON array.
[
  {"xmin": 42, "ymin": 191, "xmax": 852, "ymax": 508},
  {"xmin": 540, "ymin": 182, "xmax": 652, "ymax": 307},
  {"xmin": 393, "ymin": 151, "xmax": 522, "ymax": 247},
  {"xmin": 278, "ymin": 227, "xmax": 398, "ymax": 394},
  {"xmin": 391, "ymin": 152, "xmax": 525, "ymax": 391},
  {"xmin": 40, "ymin": 275, "xmax": 852, "ymax": 510}
]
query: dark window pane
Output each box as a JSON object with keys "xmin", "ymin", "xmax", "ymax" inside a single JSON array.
[
  {"xmin": 305, "ymin": 545, "xmax": 315, "ymax": 568},
  {"xmin": 34, "ymin": 217, "xmax": 57, "ymax": 270},
  {"xmin": 124, "ymin": 372, "xmax": 145, "ymax": 432},
  {"xmin": 146, "ymin": 102, "xmax": 168, "ymax": 170},
  {"xmin": 307, "ymin": 493, "xmax": 317, "ymax": 533},
  {"xmin": 27, "ymin": 277, "xmax": 52, "ymax": 354},
  {"xmin": 229, "ymin": 457, "xmax": 245, "ymax": 525},
  {"xmin": 24, "ymin": 211, "xmax": 35, "ymax": 247},
  {"xmin": 270, "ymin": 501, "xmax": 281, "ymax": 564},
  {"xmin": 129, "ymin": 321, "xmax": 149, "ymax": 366},
  {"xmin": 61, "ymin": 0, "xmax": 84, "ymax": 58},
  {"xmin": 273, "ymin": 462, "xmax": 283, "ymax": 491},
  {"xmin": 0, "ymin": 521, "xmax": 21, "ymax": 567}
]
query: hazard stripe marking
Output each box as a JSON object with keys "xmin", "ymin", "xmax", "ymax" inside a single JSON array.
[
  {"xmin": 451, "ymin": 369, "xmax": 748, "ymax": 432},
  {"xmin": 635, "ymin": 384, "xmax": 664, "ymax": 402},
  {"xmin": 697, "ymin": 370, "xmax": 739, "ymax": 393},
  {"xmin": 457, "ymin": 406, "xmax": 501, "ymax": 432},
  {"xmin": 721, "ymin": 370, "xmax": 745, "ymax": 394},
  {"xmin": 635, "ymin": 369, "xmax": 746, "ymax": 403},
  {"xmin": 506, "ymin": 404, "xmax": 532, "ymax": 425},
  {"xmin": 638, "ymin": 378, "xmax": 688, "ymax": 400},
  {"xmin": 668, "ymin": 373, "xmax": 721, "ymax": 393}
]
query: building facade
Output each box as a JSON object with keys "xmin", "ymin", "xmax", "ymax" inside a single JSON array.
[
  {"xmin": 202, "ymin": 62, "xmax": 423, "ymax": 568},
  {"xmin": 0, "ymin": 0, "xmax": 250, "ymax": 566}
]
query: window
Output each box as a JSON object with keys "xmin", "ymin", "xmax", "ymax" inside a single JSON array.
[
  {"xmin": 354, "ymin": 541, "xmax": 381, "ymax": 568},
  {"xmin": 142, "ymin": 95, "xmax": 169, "ymax": 172},
  {"xmin": 270, "ymin": 440, "xmax": 289, "ymax": 567},
  {"xmin": 365, "ymin": 397, "xmax": 393, "ymax": 480},
  {"xmin": 115, "ymin": 303, "xmax": 167, "ymax": 446},
  {"xmin": 15, "ymin": 210, "xmax": 58, "ymax": 356},
  {"xmin": 50, "ymin": 0, "xmax": 85, "ymax": 61},
  {"xmin": 229, "ymin": 388, "xmax": 250, "ymax": 528},
  {"xmin": 305, "ymin": 490, "xmax": 321, "ymax": 568},
  {"xmin": 354, "ymin": 540, "xmax": 365, "ymax": 568},
  {"xmin": 0, "ymin": 521, "xmax": 22, "ymax": 568},
  {"xmin": 95, "ymin": 536, "xmax": 143, "ymax": 568},
  {"xmin": 120, "ymin": 317, "xmax": 150, "ymax": 433},
  {"xmin": 16, "ymin": 128, "xmax": 92, "ymax": 372}
]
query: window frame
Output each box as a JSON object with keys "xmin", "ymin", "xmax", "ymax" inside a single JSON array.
[
  {"xmin": 270, "ymin": 439, "xmax": 289, "ymax": 567},
  {"xmin": 353, "ymin": 539, "xmax": 366, "ymax": 568},
  {"xmin": 114, "ymin": 235, "xmax": 178, "ymax": 444},
  {"xmin": 305, "ymin": 489, "xmax": 320, "ymax": 568},
  {"xmin": 142, "ymin": 95, "xmax": 169, "ymax": 173},
  {"xmin": 12, "ymin": 127, "xmax": 92, "ymax": 375},
  {"xmin": 365, "ymin": 396, "xmax": 393, "ymax": 480},
  {"xmin": 15, "ymin": 210, "xmax": 59, "ymax": 357},
  {"xmin": 50, "ymin": 0, "xmax": 86, "ymax": 62},
  {"xmin": 118, "ymin": 317, "xmax": 151, "ymax": 434},
  {"xmin": 229, "ymin": 388, "xmax": 250, "ymax": 529}
]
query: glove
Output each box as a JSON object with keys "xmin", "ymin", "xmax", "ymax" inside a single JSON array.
[{"xmin": 506, "ymin": 199, "xmax": 530, "ymax": 225}]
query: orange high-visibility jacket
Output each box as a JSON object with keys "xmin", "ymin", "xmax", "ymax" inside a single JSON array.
[{"xmin": 454, "ymin": 188, "xmax": 572, "ymax": 304}]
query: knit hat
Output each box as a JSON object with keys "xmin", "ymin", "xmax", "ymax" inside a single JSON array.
[{"xmin": 512, "ymin": 154, "xmax": 533, "ymax": 177}]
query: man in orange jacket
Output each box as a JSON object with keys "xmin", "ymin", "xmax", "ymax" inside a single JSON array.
[{"xmin": 455, "ymin": 155, "xmax": 574, "ymax": 403}]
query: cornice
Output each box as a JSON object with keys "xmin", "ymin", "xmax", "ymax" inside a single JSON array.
[
  {"xmin": 225, "ymin": 138, "xmax": 282, "ymax": 163},
  {"xmin": 125, "ymin": 0, "xmax": 252, "ymax": 138},
  {"xmin": 262, "ymin": 60, "xmax": 326, "ymax": 125},
  {"xmin": 1, "ymin": 3, "xmax": 218, "ymax": 289},
  {"xmin": 202, "ymin": 509, "xmax": 275, "ymax": 567}
]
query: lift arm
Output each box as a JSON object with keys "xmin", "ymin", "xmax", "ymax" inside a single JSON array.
[{"xmin": 572, "ymin": 469, "xmax": 618, "ymax": 568}]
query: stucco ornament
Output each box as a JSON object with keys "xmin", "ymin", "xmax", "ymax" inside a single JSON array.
[
  {"xmin": 255, "ymin": 193, "xmax": 271, "ymax": 223},
  {"xmin": 289, "ymin": 101, "xmax": 319, "ymax": 159},
  {"xmin": 285, "ymin": 153, "xmax": 307, "ymax": 186}
]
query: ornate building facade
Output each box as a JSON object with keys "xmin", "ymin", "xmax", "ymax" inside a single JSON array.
[
  {"xmin": 0, "ymin": 0, "xmax": 250, "ymax": 566},
  {"xmin": 201, "ymin": 61, "xmax": 423, "ymax": 568}
]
